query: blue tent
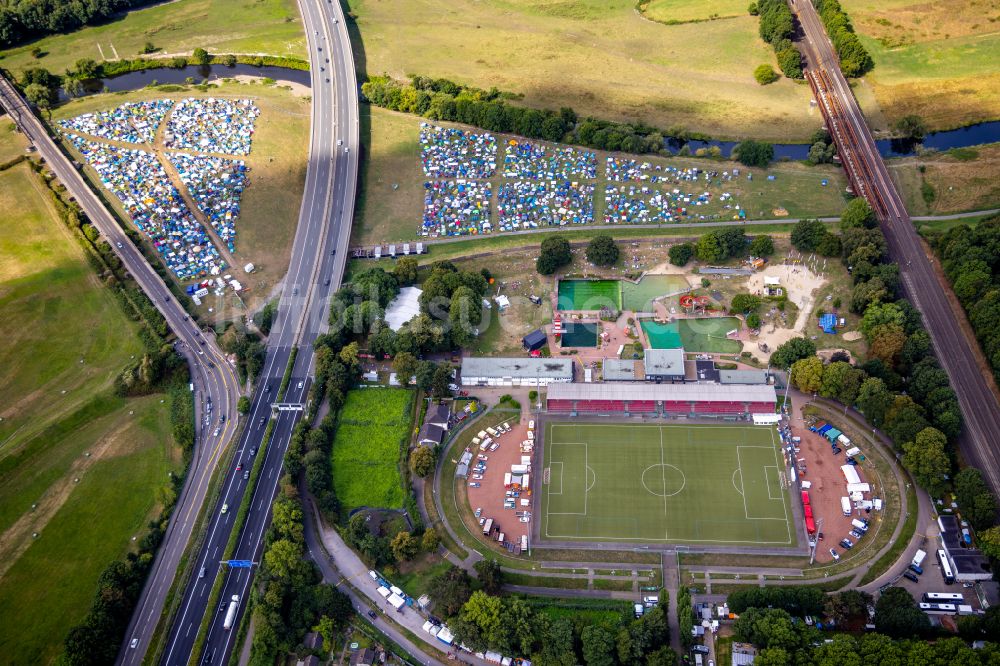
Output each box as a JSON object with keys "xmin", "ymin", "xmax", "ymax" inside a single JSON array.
[{"xmin": 820, "ymin": 313, "xmax": 837, "ymax": 334}]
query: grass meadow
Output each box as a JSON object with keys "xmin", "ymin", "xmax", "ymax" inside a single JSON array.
[
  {"xmin": 330, "ymin": 388, "xmax": 415, "ymax": 511},
  {"xmin": 639, "ymin": 0, "xmax": 749, "ymax": 24},
  {"xmin": 889, "ymin": 143, "xmax": 1000, "ymax": 217},
  {"xmin": 345, "ymin": 0, "xmax": 818, "ymax": 141},
  {"xmin": 352, "ymin": 107, "xmax": 847, "ymax": 247},
  {"xmin": 0, "ymin": 155, "xmax": 178, "ymax": 663},
  {"xmin": 0, "ymin": 0, "xmax": 306, "ymax": 76},
  {"xmin": 51, "ymin": 80, "xmax": 310, "ymax": 318},
  {"xmin": 840, "ymin": 0, "xmax": 1000, "ymax": 131}
]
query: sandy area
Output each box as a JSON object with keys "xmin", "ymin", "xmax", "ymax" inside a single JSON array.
[
  {"xmin": 226, "ymin": 75, "xmax": 310, "ymax": 97},
  {"xmin": 746, "ymin": 264, "xmax": 827, "ymax": 362}
]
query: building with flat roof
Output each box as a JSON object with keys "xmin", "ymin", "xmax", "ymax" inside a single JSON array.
[
  {"xmin": 547, "ymin": 382, "xmax": 776, "ymax": 417},
  {"xmin": 644, "ymin": 348, "xmax": 685, "ymax": 382},
  {"xmin": 720, "ymin": 369, "xmax": 769, "ymax": 385},
  {"xmin": 460, "ymin": 357, "xmax": 573, "ymax": 387},
  {"xmin": 939, "ymin": 515, "xmax": 993, "ymax": 581},
  {"xmin": 603, "ymin": 358, "xmax": 641, "ymax": 381}
]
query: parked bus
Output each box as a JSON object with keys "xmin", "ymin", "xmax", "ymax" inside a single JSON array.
[
  {"xmin": 924, "ymin": 592, "xmax": 964, "ymax": 603},
  {"xmin": 919, "ymin": 602, "xmax": 957, "ymax": 615},
  {"xmin": 938, "ymin": 549, "xmax": 955, "ymax": 584}
]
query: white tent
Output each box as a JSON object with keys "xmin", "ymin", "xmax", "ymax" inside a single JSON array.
[
  {"xmin": 847, "ymin": 482, "xmax": 871, "ymax": 493},
  {"xmin": 841, "ymin": 465, "xmax": 861, "ymax": 485},
  {"xmin": 752, "ymin": 413, "xmax": 781, "ymax": 425},
  {"xmin": 388, "ymin": 593, "xmax": 406, "ymax": 610},
  {"xmin": 385, "ymin": 286, "xmax": 423, "ymax": 331},
  {"xmin": 377, "ymin": 586, "xmax": 390, "ymax": 598}
]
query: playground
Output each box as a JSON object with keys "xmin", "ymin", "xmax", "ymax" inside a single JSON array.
[{"xmin": 540, "ymin": 421, "xmax": 797, "ymax": 546}]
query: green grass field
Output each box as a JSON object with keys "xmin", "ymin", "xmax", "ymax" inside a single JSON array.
[
  {"xmin": 840, "ymin": 0, "xmax": 1000, "ymax": 131},
  {"xmin": 346, "ymin": 0, "xmax": 817, "ymax": 141},
  {"xmin": 0, "ymin": 396, "xmax": 177, "ymax": 665},
  {"xmin": 0, "ymin": 157, "xmax": 178, "ymax": 664},
  {"xmin": 557, "ymin": 279, "xmax": 621, "ymax": 311},
  {"xmin": 51, "ymin": 81, "xmax": 309, "ymax": 319},
  {"xmin": 330, "ymin": 388, "xmax": 414, "ymax": 511},
  {"xmin": 352, "ymin": 109, "xmax": 846, "ymax": 247},
  {"xmin": 0, "ymin": 0, "xmax": 306, "ymax": 77},
  {"xmin": 541, "ymin": 422, "xmax": 795, "ymax": 546},
  {"xmin": 639, "ymin": 0, "xmax": 748, "ymax": 24},
  {"xmin": 678, "ymin": 317, "xmax": 743, "ymax": 353}
]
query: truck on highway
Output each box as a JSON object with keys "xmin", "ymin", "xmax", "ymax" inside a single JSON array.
[{"xmin": 223, "ymin": 595, "xmax": 240, "ymax": 630}]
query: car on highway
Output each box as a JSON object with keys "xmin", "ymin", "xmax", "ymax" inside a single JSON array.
[
  {"xmin": 367, "ymin": 610, "xmax": 377, "ymax": 620},
  {"xmin": 213, "ymin": 427, "xmax": 220, "ymax": 437},
  {"xmin": 829, "ymin": 548, "xmax": 840, "ymax": 561},
  {"xmin": 221, "ymin": 504, "xmax": 229, "ymax": 514},
  {"xmin": 236, "ymin": 462, "xmax": 243, "ymax": 471},
  {"xmin": 249, "ymin": 448, "xmax": 256, "ymax": 456},
  {"xmin": 199, "ymin": 567, "xmax": 206, "ymax": 578},
  {"xmin": 117, "ymin": 242, "xmax": 123, "ymax": 249},
  {"xmin": 130, "ymin": 638, "xmax": 138, "ymax": 649},
  {"xmin": 297, "ymin": 381, "xmax": 304, "ymax": 389},
  {"xmin": 243, "ymin": 470, "xmax": 250, "ymax": 480},
  {"xmin": 259, "ymin": 416, "xmax": 266, "ymax": 426},
  {"xmin": 337, "ymin": 139, "xmax": 343, "ymax": 146}
]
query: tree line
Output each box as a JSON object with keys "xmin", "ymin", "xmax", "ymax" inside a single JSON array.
[
  {"xmin": 362, "ymin": 74, "xmax": 778, "ymax": 163},
  {"xmin": 0, "ymin": 0, "xmax": 159, "ymax": 48},
  {"xmin": 423, "ymin": 580, "xmax": 675, "ymax": 666},
  {"xmin": 749, "ymin": 0, "xmax": 804, "ymax": 80},
  {"xmin": 812, "ymin": 0, "xmax": 874, "ymax": 77}
]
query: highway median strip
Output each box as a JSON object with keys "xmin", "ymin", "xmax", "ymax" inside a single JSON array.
[{"xmin": 187, "ymin": 417, "xmax": 276, "ymax": 665}]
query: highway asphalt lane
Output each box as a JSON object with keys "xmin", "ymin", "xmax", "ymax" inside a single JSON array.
[
  {"xmin": 160, "ymin": 0, "xmax": 360, "ymax": 661},
  {"xmin": 793, "ymin": 0, "xmax": 1000, "ymax": 495},
  {"xmin": 0, "ymin": 74, "xmax": 246, "ymax": 666}
]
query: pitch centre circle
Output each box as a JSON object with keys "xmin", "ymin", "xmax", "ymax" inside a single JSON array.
[{"xmin": 641, "ymin": 464, "xmax": 686, "ymax": 497}]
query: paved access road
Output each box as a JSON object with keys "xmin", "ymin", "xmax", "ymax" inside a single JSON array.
[
  {"xmin": 0, "ymin": 73, "xmax": 245, "ymax": 665},
  {"xmin": 159, "ymin": 0, "xmax": 360, "ymax": 662},
  {"xmin": 793, "ymin": 0, "xmax": 1000, "ymax": 496}
]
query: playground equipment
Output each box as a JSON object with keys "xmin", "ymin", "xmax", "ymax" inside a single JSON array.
[{"xmin": 679, "ymin": 294, "xmax": 711, "ymax": 313}]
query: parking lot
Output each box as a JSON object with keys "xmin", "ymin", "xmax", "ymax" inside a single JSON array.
[{"xmin": 465, "ymin": 414, "xmax": 532, "ymax": 549}]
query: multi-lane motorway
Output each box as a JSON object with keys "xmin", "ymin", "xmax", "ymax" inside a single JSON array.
[
  {"xmin": 0, "ymin": 72, "xmax": 245, "ymax": 664},
  {"xmin": 793, "ymin": 0, "xmax": 1000, "ymax": 495},
  {"xmin": 157, "ymin": 0, "xmax": 359, "ymax": 662}
]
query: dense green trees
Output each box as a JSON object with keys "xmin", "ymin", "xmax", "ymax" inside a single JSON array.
[
  {"xmin": 447, "ymin": 592, "xmax": 673, "ymax": 664},
  {"xmin": 770, "ymin": 337, "xmax": 817, "ymax": 368},
  {"xmin": 840, "ymin": 198, "xmax": 877, "ymax": 230},
  {"xmin": 752, "ymin": 0, "xmax": 803, "ymax": 79},
  {"xmin": 668, "ymin": 242, "xmax": 695, "ymax": 266},
  {"xmin": 586, "ymin": 234, "xmax": 620, "ymax": 267},
  {"xmin": 733, "ymin": 139, "xmax": 775, "ymax": 167},
  {"xmin": 933, "ymin": 216, "xmax": 1000, "ymax": 387},
  {"xmin": 874, "ymin": 586, "xmax": 931, "ymax": 638},
  {"xmin": 813, "ymin": 0, "xmax": 874, "ymax": 77},
  {"xmin": 537, "ymin": 237, "xmax": 573, "ymax": 275},
  {"xmin": 791, "ymin": 218, "xmax": 840, "ymax": 256},
  {"xmin": 954, "ymin": 468, "xmax": 998, "ymax": 531},
  {"xmin": 728, "ymin": 586, "xmax": 825, "ymax": 616},
  {"xmin": 750, "ymin": 234, "xmax": 775, "ymax": 257},
  {"xmin": 0, "ymin": 0, "xmax": 160, "ymax": 48}
]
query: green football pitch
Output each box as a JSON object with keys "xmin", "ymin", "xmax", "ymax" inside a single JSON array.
[{"xmin": 540, "ymin": 422, "xmax": 796, "ymax": 546}]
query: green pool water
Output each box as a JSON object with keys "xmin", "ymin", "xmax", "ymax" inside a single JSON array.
[{"xmin": 557, "ymin": 279, "xmax": 621, "ymax": 311}]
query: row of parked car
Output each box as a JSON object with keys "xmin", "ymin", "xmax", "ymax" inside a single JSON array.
[{"xmin": 828, "ymin": 517, "xmax": 869, "ymax": 561}]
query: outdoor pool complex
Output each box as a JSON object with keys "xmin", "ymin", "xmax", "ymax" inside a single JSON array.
[{"xmin": 541, "ymin": 422, "xmax": 796, "ymax": 546}]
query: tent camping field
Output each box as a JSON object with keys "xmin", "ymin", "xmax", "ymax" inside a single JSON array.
[{"xmin": 540, "ymin": 422, "xmax": 796, "ymax": 547}]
